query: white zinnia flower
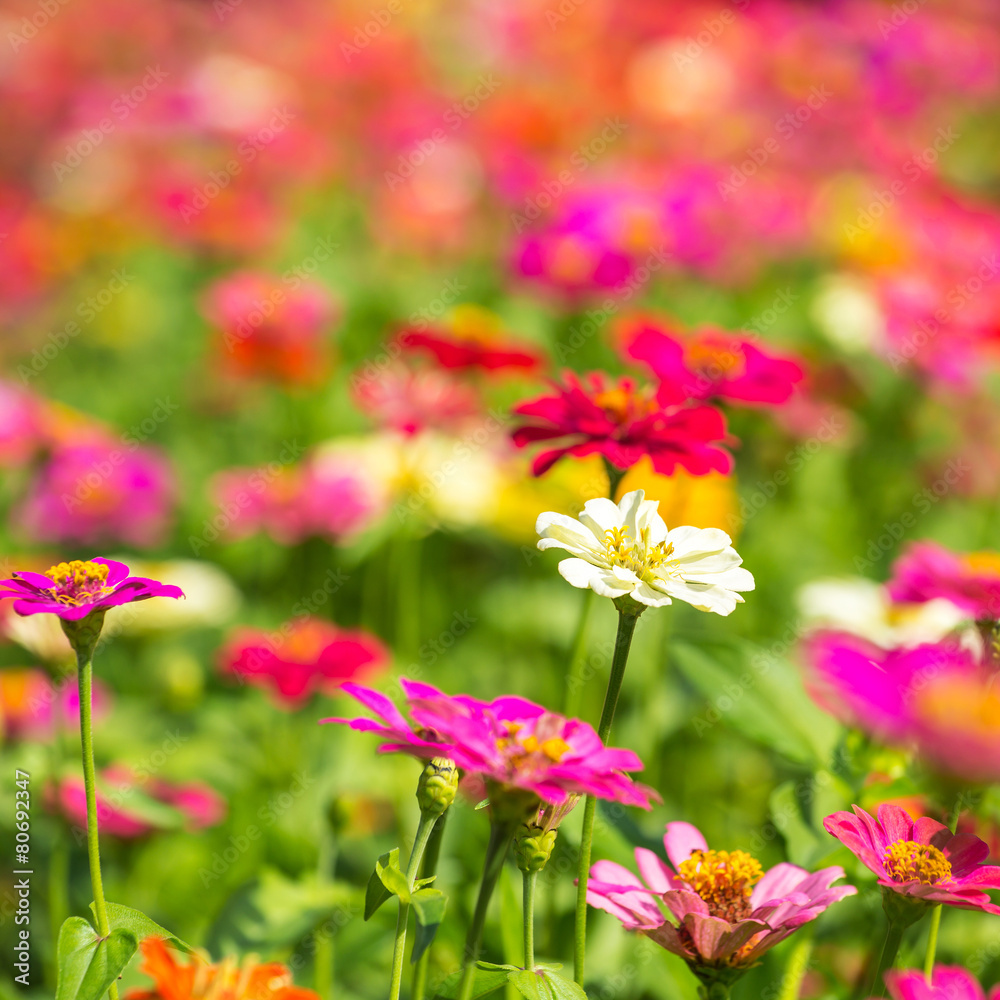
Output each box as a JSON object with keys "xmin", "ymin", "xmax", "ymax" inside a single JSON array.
[{"xmin": 535, "ymin": 489, "xmax": 754, "ymax": 615}]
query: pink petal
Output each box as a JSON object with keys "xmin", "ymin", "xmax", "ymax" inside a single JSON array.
[{"xmin": 663, "ymin": 821, "xmax": 708, "ymax": 868}]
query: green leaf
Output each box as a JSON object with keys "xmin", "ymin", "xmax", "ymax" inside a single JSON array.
[
  {"xmin": 365, "ymin": 848, "xmax": 400, "ymax": 920},
  {"xmin": 55, "ymin": 916, "xmax": 138, "ymax": 1000},
  {"xmin": 435, "ymin": 964, "xmax": 513, "ymax": 999},
  {"xmin": 409, "ymin": 887, "xmax": 447, "ymax": 964},
  {"xmin": 413, "ymin": 875, "xmax": 438, "ymax": 889},
  {"xmin": 91, "ymin": 902, "xmax": 193, "ymax": 954},
  {"xmin": 377, "ymin": 861, "xmax": 411, "ymax": 902},
  {"xmin": 509, "ymin": 969, "xmax": 589, "ymax": 1000}
]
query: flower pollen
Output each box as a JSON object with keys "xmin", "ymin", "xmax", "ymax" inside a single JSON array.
[
  {"xmin": 498, "ymin": 719, "xmax": 572, "ymax": 764},
  {"xmin": 603, "ymin": 525, "xmax": 676, "ymax": 578},
  {"xmin": 677, "ymin": 849, "xmax": 764, "ymax": 922},
  {"xmin": 883, "ymin": 840, "xmax": 952, "ymax": 885},
  {"xmin": 42, "ymin": 560, "xmax": 112, "ymax": 606}
]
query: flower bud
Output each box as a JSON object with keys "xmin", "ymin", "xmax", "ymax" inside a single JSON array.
[
  {"xmin": 417, "ymin": 757, "xmax": 458, "ymax": 816},
  {"xmin": 514, "ymin": 823, "xmax": 556, "ymax": 873}
]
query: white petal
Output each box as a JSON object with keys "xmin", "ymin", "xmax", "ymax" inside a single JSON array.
[
  {"xmin": 653, "ymin": 577, "xmax": 744, "ymax": 615},
  {"xmin": 618, "ymin": 490, "xmax": 646, "ymax": 539},
  {"xmin": 673, "ymin": 550, "xmax": 744, "ymax": 574},
  {"xmin": 557, "ymin": 557, "xmax": 605, "ymax": 590},
  {"xmin": 665, "ymin": 525, "xmax": 734, "ymax": 555},
  {"xmin": 698, "ymin": 566, "xmax": 755, "ymax": 592},
  {"xmin": 633, "ymin": 580, "xmax": 673, "ymax": 607},
  {"xmin": 635, "ymin": 500, "xmax": 668, "ymax": 545},
  {"xmin": 578, "ymin": 497, "xmax": 624, "ymax": 536},
  {"xmin": 536, "ymin": 512, "xmax": 608, "ymax": 562}
]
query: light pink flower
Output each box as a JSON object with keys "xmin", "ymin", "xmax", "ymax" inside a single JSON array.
[
  {"xmin": 587, "ymin": 821, "xmax": 854, "ymax": 972},
  {"xmin": 324, "ymin": 679, "xmax": 652, "ymax": 809},
  {"xmin": 0, "ymin": 667, "xmax": 111, "ymax": 741},
  {"xmin": 824, "ymin": 804, "xmax": 1000, "ymax": 914}
]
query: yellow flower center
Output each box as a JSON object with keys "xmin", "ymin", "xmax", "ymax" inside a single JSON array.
[
  {"xmin": 603, "ymin": 525, "xmax": 677, "ymax": 580},
  {"xmin": 497, "ymin": 720, "xmax": 572, "ymax": 765},
  {"xmin": 883, "ymin": 841, "xmax": 952, "ymax": 885},
  {"xmin": 45, "ymin": 560, "xmax": 112, "ymax": 605},
  {"xmin": 685, "ymin": 338, "xmax": 745, "ymax": 379},
  {"xmin": 593, "ymin": 386, "xmax": 657, "ymax": 425},
  {"xmin": 677, "ymin": 849, "xmax": 764, "ymax": 922},
  {"xmin": 962, "ymin": 551, "xmax": 1000, "ymax": 580}
]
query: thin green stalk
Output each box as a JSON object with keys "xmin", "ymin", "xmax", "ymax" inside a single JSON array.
[
  {"xmin": 868, "ymin": 921, "xmax": 905, "ymax": 998},
  {"xmin": 411, "ymin": 811, "xmax": 448, "ymax": 1000},
  {"xmin": 522, "ymin": 870, "xmax": 537, "ymax": 969},
  {"xmin": 563, "ymin": 590, "xmax": 594, "ymax": 718},
  {"xmin": 313, "ymin": 821, "xmax": 338, "ymax": 997},
  {"xmin": 777, "ymin": 926, "xmax": 814, "ymax": 1000},
  {"xmin": 457, "ymin": 823, "xmax": 516, "ymax": 1000},
  {"xmin": 573, "ymin": 608, "xmax": 640, "ymax": 986},
  {"xmin": 923, "ymin": 905, "xmax": 942, "ymax": 980},
  {"xmin": 389, "ymin": 813, "xmax": 438, "ymax": 1000}
]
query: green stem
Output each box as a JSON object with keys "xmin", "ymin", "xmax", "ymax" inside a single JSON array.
[
  {"xmin": 777, "ymin": 926, "xmax": 814, "ymax": 1000},
  {"xmin": 77, "ymin": 652, "xmax": 118, "ymax": 1000},
  {"xmin": 923, "ymin": 905, "xmax": 942, "ymax": 980},
  {"xmin": 869, "ymin": 921, "xmax": 905, "ymax": 998},
  {"xmin": 389, "ymin": 812, "xmax": 438, "ymax": 1000},
  {"xmin": 314, "ymin": 821, "xmax": 337, "ymax": 997},
  {"xmin": 412, "ymin": 811, "xmax": 448, "ymax": 1000},
  {"xmin": 457, "ymin": 823, "xmax": 516, "ymax": 1000},
  {"xmin": 563, "ymin": 590, "xmax": 595, "ymax": 718},
  {"xmin": 574, "ymin": 609, "xmax": 640, "ymax": 986},
  {"xmin": 522, "ymin": 870, "xmax": 537, "ymax": 970}
]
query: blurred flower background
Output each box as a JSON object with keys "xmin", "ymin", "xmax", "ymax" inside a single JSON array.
[{"xmin": 3, "ymin": 0, "xmax": 1000, "ymax": 996}]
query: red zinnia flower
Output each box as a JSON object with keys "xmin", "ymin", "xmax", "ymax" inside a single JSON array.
[{"xmin": 511, "ymin": 371, "xmax": 731, "ymax": 477}]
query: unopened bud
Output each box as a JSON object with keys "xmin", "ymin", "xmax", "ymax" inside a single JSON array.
[
  {"xmin": 417, "ymin": 757, "xmax": 458, "ymax": 816},
  {"xmin": 514, "ymin": 824, "xmax": 556, "ymax": 873}
]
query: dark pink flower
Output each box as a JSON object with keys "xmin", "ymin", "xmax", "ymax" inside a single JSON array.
[
  {"xmin": 887, "ymin": 542, "xmax": 1000, "ymax": 621},
  {"xmin": 399, "ymin": 325, "xmax": 542, "ymax": 374},
  {"xmin": 824, "ymin": 804, "xmax": 1000, "ymax": 914},
  {"xmin": 878, "ymin": 966, "xmax": 1000, "ymax": 1000},
  {"xmin": 511, "ymin": 371, "xmax": 731, "ymax": 477},
  {"xmin": 15, "ymin": 442, "xmax": 175, "ymax": 549},
  {"xmin": 587, "ymin": 821, "xmax": 854, "ymax": 973},
  {"xmin": 0, "ymin": 559, "xmax": 183, "ymax": 622},
  {"xmin": 219, "ymin": 617, "xmax": 388, "ymax": 708},
  {"xmin": 619, "ymin": 316, "xmax": 804, "ymax": 408},
  {"xmin": 324, "ymin": 679, "xmax": 652, "ymax": 809}
]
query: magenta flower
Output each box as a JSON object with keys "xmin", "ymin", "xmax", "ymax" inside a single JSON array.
[
  {"xmin": 619, "ymin": 316, "xmax": 804, "ymax": 408},
  {"xmin": 802, "ymin": 632, "xmax": 1000, "ymax": 783},
  {"xmin": 324, "ymin": 679, "xmax": 652, "ymax": 810},
  {"xmin": 0, "ymin": 667, "xmax": 111, "ymax": 741},
  {"xmin": 219, "ymin": 617, "xmax": 388, "ymax": 709},
  {"xmin": 511, "ymin": 371, "xmax": 731, "ymax": 478},
  {"xmin": 587, "ymin": 821, "xmax": 854, "ymax": 975},
  {"xmin": 887, "ymin": 541, "xmax": 1000, "ymax": 621},
  {"xmin": 0, "ymin": 559, "xmax": 184, "ymax": 622},
  {"xmin": 824, "ymin": 804, "xmax": 1000, "ymax": 914},
  {"xmin": 877, "ymin": 966, "xmax": 1000, "ymax": 1000}
]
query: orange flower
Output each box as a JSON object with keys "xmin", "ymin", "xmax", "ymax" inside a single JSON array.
[{"xmin": 125, "ymin": 939, "xmax": 319, "ymax": 1000}]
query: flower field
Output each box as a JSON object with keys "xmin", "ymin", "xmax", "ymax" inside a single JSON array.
[{"xmin": 2, "ymin": 1, "xmax": 1000, "ymax": 998}]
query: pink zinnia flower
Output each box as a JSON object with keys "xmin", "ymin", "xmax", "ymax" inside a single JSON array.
[
  {"xmin": 0, "ymin": 668, "xmax": 110, "ymax": 741},
  {"xmin": 398, "ymin": 324, "xmax": 542, "ymax": 373},
  {"xmin": 0, "ymin": 381, "xmax": 42, "ymax": 468},
  {"xmin": 887, "ymin": 542, "xmax": 1000, "ymax": 622},
  {"xmin": 511, "ymin": 371, "xmax": 731, "ymax": 477},
  {"xmin": 51, "ymin": 767, "xmax": 225, "ymax": 838},
  {"xmin": 802, "ymin": 632, "xmax": 1000, "ymax": 783},
  {"xmin": 824, "ymin": 804, "xmax": 1000, "ymax": 914},
  {"xmin": 219, "ymin": 617, "xmax": 388, "ymax": 708},
  {"xmin": 0, "ymin": 559, "xmax": 183, "ymax": 622},
  {"xmin": 587, "ymin": 821, "xmax": 854, "ymax": 975},
  {"xmin": 876, "ymin": 966, "xmax": 1000, "ymax": 1000},
  {"xmin": 619, "ymin": 316, "xmax": 804, "ymax": 408},
  {"xmin": 324, "ymin": 679, "xmax": 652, "ymax": 809},
  {"xmin": 15, "ymin": 442, "xmax": 175, "ymax": 549}
]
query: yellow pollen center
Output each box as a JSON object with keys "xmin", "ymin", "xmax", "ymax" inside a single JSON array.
[
  {"xmin": 685, "ymin": 339, "xmax": 744, "ymax": 379},
  {"xmin": 677, "ymin": 849, "xmax": 763, "ymax": 921},
  {"xmin": 603, "ymin": 525, "xmax": 676, "ymax": 579},
  {"xmin": 44, "ymin": 560, "xmax": 112, "ymax": 605},
  {"xmin": 962, "ymin": 551, "xmax": 1000, "ymax": 580},
  {"xmin": 497, "ymin": 720, "xmax": 572, "ymax": 765},
  {"xmin": 883, "ymin": 841, "xmax": 952, "ymax": 885}
]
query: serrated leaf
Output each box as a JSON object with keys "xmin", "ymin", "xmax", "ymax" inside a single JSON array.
[
  {"xmin": 435, "ymin": 964, "xmax": 513, "ymax": 999},
  {"xmin": 365, "ymin": 848, "xmax": 400, "ymax": 920},
  {"xmin": 55, "ymin": 916, "xmax": 138, "ymax": 1000},
  {"xmin": 410, "ymin": 887, "xmax": 447, "ymax": 965},
  {"xmin": 91, "ymin": 902, "xmax": 193, "ymax": 954},
  {"xmin": 509, "ymin": 969, "xmax": 589, "ymax": 1000}
]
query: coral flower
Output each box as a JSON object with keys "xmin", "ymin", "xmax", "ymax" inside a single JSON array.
[
  {"xmin": 587, "ymin": 821, "xmax": 854, "ymax": 976},
  {"xmin": 125, "ymin": 937, "xmax": 319, "ymax": 1000},
  {"xmin": 802, "ymin": 632, "xmax": 1000, "ymax": 783},
  {"xmin": 219, "ymin": 617, "xmax": 388, "ymax": 708},
  {"xmin": 887, "ymin": 541, "xmax": 1000, "ymax": 622},
  {"xmin": 511, "ymin": 371, "xmax": 731, "ymax": 477},
  {"xmin": 877, "ymin": 967, "xmax": 1000, "ymax": 1000},
  {"xmin": 399, "ymin": 305, "xmax": 542, "ymax": 373},
  {"xmin": 824, "ymin": 804, "xmax": 1000, "ymax": 914},
  {"xmin": 324, "ymin": 679, "xmax": 652, "ymax": 809},
  {"xmin": 537, "ymin": 489, "xmax": 754, "ymax": 614},
  {"xmin": 620, "ymin": 316, "xmax": 804, "ymax": 408},
  {"xmin": 0, "ymin": 559, "xmax": 183, "ymax": 622}
]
